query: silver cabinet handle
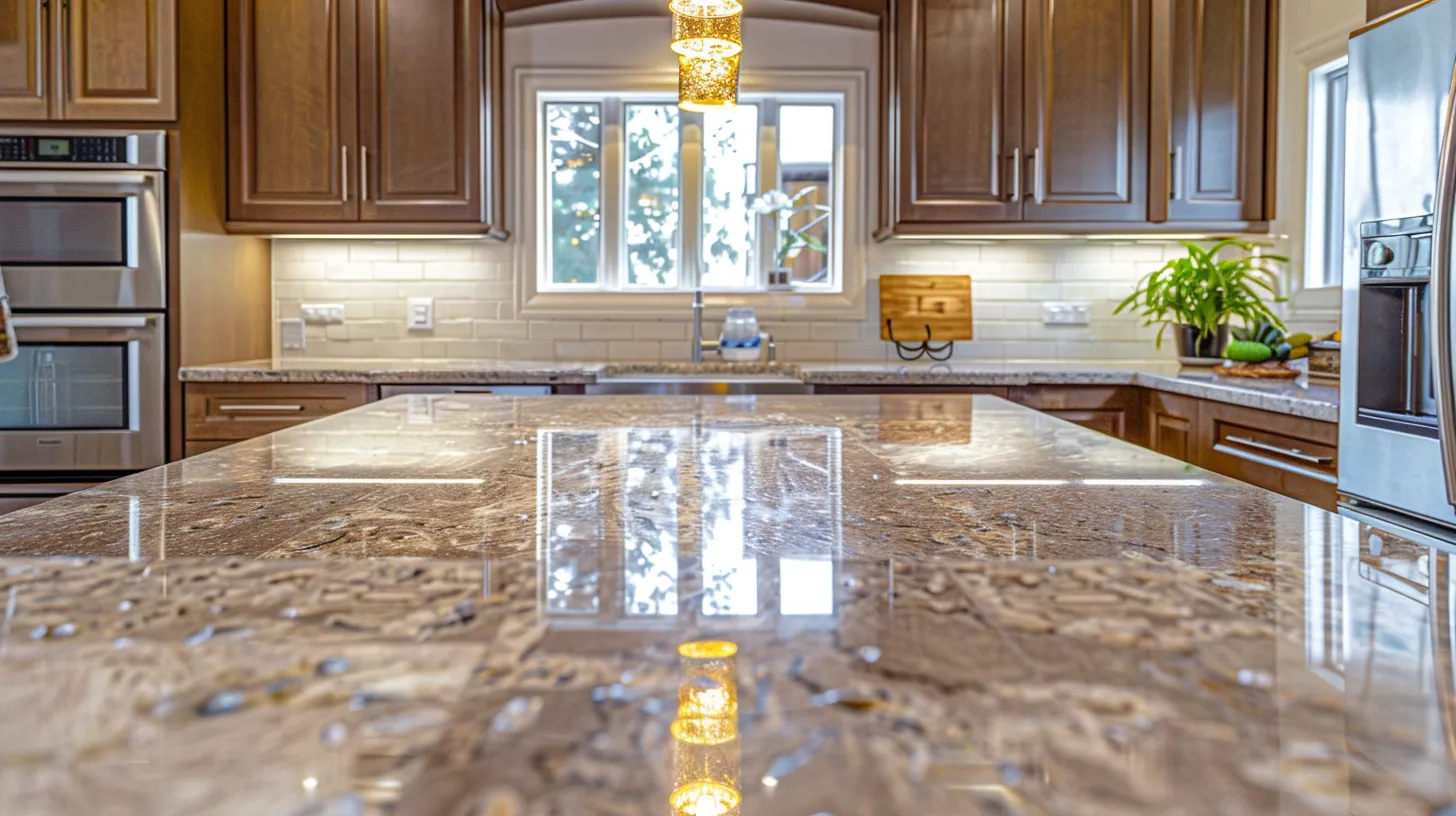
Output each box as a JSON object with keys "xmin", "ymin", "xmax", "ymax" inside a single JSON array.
[
  {"xmin": 10, "ymin": 315, "xmax": 152, "ymax": 329},
  {"xmin": 1171, "ymin": 147, "xmax": 1184, "ymax": 201},
  {"xmin": 361, "ymin": 146, "xmax": 369, "ymax": 201},
  {"xmin": 1213, "ymin": 443, "xmax": 1338, "ymax": 485},
  {"xmin": 217, "ymin": 404, "xmax": 306, "ymax": 413},
  {"xmin": 60, "ymin": 0, "xmax": 70, "ymax": 102},
  {"xmin": 1434, "ymin": 44, "xmax": 1456, "ymax": 506},
  {"xmin": 1029, "ymin": 148, "xmax": 1044, "ymax": 205},
  {"xmin": 341, "ymin": 146, "xmax": 349, "ymax": 202},
  {"xmin": 1224, "ymin": 434, "xmax": 1333, "ymax": 465},
  {"xmin": 1009, "ymin": 147, "xmax": 1022, "ymax": 202},
  {"xmin": 36, "ymin": 0, "xmax": 47, "ymax": 100}
]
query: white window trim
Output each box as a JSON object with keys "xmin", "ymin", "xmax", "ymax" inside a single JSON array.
[
  {"xmin": 1304, "ymin": 55, "xmax": 1349, "ymax": 291},
  {"xmin": 513, "ymin": 68, "xmax": 869, "ymax": 320}
]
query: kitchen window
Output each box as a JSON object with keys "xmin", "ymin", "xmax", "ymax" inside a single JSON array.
[
  {"xmin": 1305, "ymin": 56, "xmax": 1349, "ymax": 289},
  {"xmin": 537, "ymin": 92, "xmax": 843, "ymax": 294}
]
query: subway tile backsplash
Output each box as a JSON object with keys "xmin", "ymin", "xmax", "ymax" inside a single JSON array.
[{"xmin": 271, "ymin": 239, "xmax": 1191, "ymax": 363}]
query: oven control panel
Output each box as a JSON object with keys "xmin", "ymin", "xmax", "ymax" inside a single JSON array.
[{"xmin": 0, "ymin": 135, "xmax": 129, "ymax": 164}]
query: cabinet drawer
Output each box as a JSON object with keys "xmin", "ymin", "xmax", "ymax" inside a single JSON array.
[
  {"xmin": 185, "ymin": 383, "xmax": 370, "ymax": 441},
  {"xmin": 1202, "ymin": 404, "xmax": 1338, "ymax": 510}
]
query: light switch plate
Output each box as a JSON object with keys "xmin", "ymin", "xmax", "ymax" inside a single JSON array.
[
  {"xmin": 408, "ymin": 297, "xmax": 434, "ymax": 331},
  {"xmin": 280, "ymin": 318, "xmax": 305, "ymax": 351},
  {"xmin": 1042, "ymin": 302, "xmax": 1091, "ymax": 326},
  {"xmin": 301, "ymin": 304, "xmax": 345, "ymax": 325}
]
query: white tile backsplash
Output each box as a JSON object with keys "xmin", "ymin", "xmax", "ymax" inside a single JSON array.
[{"xmin": 270, "ymin": 239, "xmax": 1189, "ymax": 362}]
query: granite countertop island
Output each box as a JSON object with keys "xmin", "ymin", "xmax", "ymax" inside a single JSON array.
[
  {"xmin": 181, "ymin": 358, "xmax": 1343, "ymax": 422},
  {"xmin": 0, "ymin": 394, "xmax": 1445, "ymax": 815}
]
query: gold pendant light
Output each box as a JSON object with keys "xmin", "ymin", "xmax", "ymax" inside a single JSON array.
[{"xmin": 672, "ymin": 0, "xmax": 741, "ymax": 110}]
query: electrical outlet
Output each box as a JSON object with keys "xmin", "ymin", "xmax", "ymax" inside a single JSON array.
[
  {"xmin": 1042, "ymin": 302, "xmax": 1091, "ymax": 326},
  {"xmin": 301, "ymin": 304, "xmax": 345, "ymax": 325},
  {"xmin": 408, "ymin": 297, "xmax": 434, "ymax": 331},
  {"xmin": 279, "ymin": 318, "xmax": 305, "ymax": 351}
]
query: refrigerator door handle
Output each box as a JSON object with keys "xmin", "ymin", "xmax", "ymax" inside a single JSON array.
[{"xmin": 1433, "ymin": 63, "xmax": 1456, "ymax": 505}]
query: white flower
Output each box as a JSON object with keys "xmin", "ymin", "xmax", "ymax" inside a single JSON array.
[{"xmin": 748, "ymin": 189, "xmax": 793, "ymax": 215}]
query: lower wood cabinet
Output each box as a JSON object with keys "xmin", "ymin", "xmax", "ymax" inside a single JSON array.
[
  {"xmin": 182, "ymin": 383, "xmax": 372, "ymax": 455},
  {"xmin": 1146, "ymin": 391, "xmax": 1201, "ymax": 461},
  {"xmin": 1199, "ymin": 401, "xmax": 1338, "ymax": 510}
]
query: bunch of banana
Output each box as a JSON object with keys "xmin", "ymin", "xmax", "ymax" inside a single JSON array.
[{"xmin": 1228, "ymin": 321, "xmax": 1312, "ymax": 363}]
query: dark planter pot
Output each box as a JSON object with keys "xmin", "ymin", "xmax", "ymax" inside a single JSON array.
[{"xmin": 1175, "ymin": 324, "xmax": 1230, "ymax": 358}]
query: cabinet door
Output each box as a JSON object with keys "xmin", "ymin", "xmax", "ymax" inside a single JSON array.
[
  {"xmin": 228, "ymin": 0, "xmax": 358, "ymax": 223},
  {"xmin": 1368, "ymin": 0, "xmax": 1416, "ymax": 20},
  {"xmin": 1167, "ymin": 0, "xmax": 1268, "ymax": 221},
  {"xmin": 0, "ymin": 0, "xmax": 50, "ymax": 119},
  {"xmin": 895, "ymin": 0, "xmax": 1023, "ymax": 224},
  {"xmin": 1023, "ymin": 0, "xmax": 1150, "ymax": 222},
  {"xmin": 60, "ymin": 0, "xmax": 175, "ymax": 121},
  {"xmin": 358, "ymin": 0, "xmax": 482, "ymax": 223},
  {"xmin": 1146, "ymin": 391, "xmax": 1201, "ymax": 463}
]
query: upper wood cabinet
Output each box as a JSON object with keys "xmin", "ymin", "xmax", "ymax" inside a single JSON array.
[
  {"xmin": 0, "ymin": 0, "xmax": 176, "ymax": 121},
  {"xmin": 1022, "ymin": 0, "xmax": 1149, "ymax": 223},
  {"xmin": 228, "ymin": 0, "xmax": 492, "ymax": 232},
  {"xmin": 1166, "ymin": 0, "xmax": 1270, "ymax": 222},
  {"xmin": 1367, "ymin": 0, "xmax": 1417, "ymax": 20},
  {"xmin": 882, "ymin": 0, "xmax": 1275, "ymax": 235},
  {"xmin": 895, "ymin": 0, "xmax": 1023, "ymax": 224}
]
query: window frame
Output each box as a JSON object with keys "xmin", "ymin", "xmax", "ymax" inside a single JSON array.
[
  {"xmin": 514, "ymin": 69, "xmax": 869, "ymax": 321},
  {"xmin": 1304, "ymin": 55, "xmax": 1350, "ymax": 291},
  {"xmin": 538, "ymin": 92, "xmax": 842, "ymax": 295}
]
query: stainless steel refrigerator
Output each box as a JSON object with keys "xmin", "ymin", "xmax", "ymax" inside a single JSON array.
[{"xmin": 1341, "ymin": 0, "xmax": 1456, "ymax": 536}]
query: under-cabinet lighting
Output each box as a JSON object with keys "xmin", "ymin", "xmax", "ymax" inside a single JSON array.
[
  {"xmin": 269, "ymin": 235, "xmax": 491, "ymax": 241},
  {"xmin": 273, "ymin": 477, "xmax": 486, "ymax": 485}
]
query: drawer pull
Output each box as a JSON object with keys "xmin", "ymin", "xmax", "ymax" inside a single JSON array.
[
  {"xmin": 1224, "ymin": 435, "xmax": 1333, "ymax": 465},
  {"xmin": 217, "ymin": 404, "xmax": 306, "ymax": 413},
  {"xmin": 1213, "ymin": 443, "xmax": 1339, "ymax": 485}
]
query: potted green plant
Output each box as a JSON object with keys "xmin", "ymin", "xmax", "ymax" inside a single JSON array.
[{"xmin": 1114, "ymin": 238, "xmax": 1288, "ymax": 359}]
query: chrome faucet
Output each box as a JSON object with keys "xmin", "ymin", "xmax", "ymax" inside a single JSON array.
[
  {"xmin": 692, "ymin": 289, "xmax": 719, "ymax": 363},
  {"xmin": 691, "ymin": 289, "xmax": 775, "ymax": 363}
]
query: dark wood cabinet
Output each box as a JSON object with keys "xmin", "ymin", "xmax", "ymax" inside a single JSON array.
[
  {"xmin": 1022, "ymin": 0, "xmax": 1149, "ymax": 223},
  {"xmin": 1146, "ymin": 390, "xmax": 1201, "ymax": 462},
  {"xmin": 895, "ymin": 0, "xmax": 1023, "ymax": 224},
  {"xmin": 227, "ymin": 0, "xmax": 357, "ymax": 223},
  {"xmin": 1165, "ymin": 0, "xmax": 1270, "ymax": 222},
  {"xmin": 1009, "ymin": 385, "xmax": 1145, "ymax": 441},
  {"xmin": 358, "ymin": 0, "xmax": 482, "ymax": 223},
  {"xmin": 0, "ymin": 0, "xmax": 175, "ymax": 121},
  {"xmin": 62, "ymin": 0, "xmax": 177, "ymax": 120},
  {"xmin": 0, "ymin": 0, "xmax": 50, "ymax": 119},
  {"xmin": 228, "ymin": 0, "xmax": 491, "ymax": 232},
  {"xmin": 1201, "ymin": 400, "xmax": 1338, "ymax": 510},
  {"xmin": 882, "ymin": 0, "xmax": 1275, "ymax": 235}
]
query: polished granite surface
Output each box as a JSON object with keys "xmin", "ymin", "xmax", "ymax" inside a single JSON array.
[
  {"xmin": 0, "ymin": 395, "xmax": 1445, "ymax": 814},
  {"xmin": 181, "ymin": 358, "xmax": 1341, "ymax": 421}
]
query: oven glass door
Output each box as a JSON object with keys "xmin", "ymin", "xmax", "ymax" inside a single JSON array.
[
  {"xmin": 0, "ymin": 171, "xmax": 165, "ymax": 310},
  {"xmin": 0, "ymin": 342, "xmax": 132, "ymax": 431},
  {"xmin": 0, "ymin": 315, "xmax": 164, "ymax": 472}
]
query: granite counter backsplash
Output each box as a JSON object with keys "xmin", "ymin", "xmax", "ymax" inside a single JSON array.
[{"xmin": 0, "ymin": 393, "xmax": 1446, "ymax": 814}]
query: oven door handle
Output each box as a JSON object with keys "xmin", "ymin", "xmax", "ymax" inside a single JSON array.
[
  {"xmin": 10, "ymin": 316, "xmax": 153, "ymax": 329},
  {"xmin": 0, "ymin": 170, "xmax": 157, "ymax": 186}
]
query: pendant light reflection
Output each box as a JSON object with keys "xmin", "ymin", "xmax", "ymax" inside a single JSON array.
[{"xmin": 671, "ymin": 640, "xmax": 742, "ymax": 816}]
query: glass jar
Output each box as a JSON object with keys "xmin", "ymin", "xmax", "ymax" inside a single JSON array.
[{"xmin": 718, "ymin": 307, "xmax": 761, "ymax": 362}]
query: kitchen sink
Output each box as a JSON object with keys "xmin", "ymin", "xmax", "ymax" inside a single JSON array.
[{"xmin": 586, "ymin": 365, "xmax": 811, "ymax": 395}]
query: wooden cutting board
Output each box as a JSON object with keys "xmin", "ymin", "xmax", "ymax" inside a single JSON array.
[{"xmin": 879, "ymin": 275, "xmax": 974, "ymax": 342}]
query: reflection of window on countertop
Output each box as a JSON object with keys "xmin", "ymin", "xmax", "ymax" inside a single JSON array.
[{"xmin": 535, "ymin": 426, "xmax": 843, "ymax": 628}]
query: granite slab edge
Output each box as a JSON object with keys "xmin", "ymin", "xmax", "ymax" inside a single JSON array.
[
  {"xmin": 178, "ymin": 366, "xmax": 601, "ymax": 385},
  {"xmin": 798, "ymin": 368, "xmax": 1142, "ymax": 387},
  {"xmin": 1134, "ymin": 373, "xmax": 1340, "ymax": 423}
]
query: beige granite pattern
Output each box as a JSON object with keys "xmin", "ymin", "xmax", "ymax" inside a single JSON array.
[
  {"xmin": 0, "ymin": 395, "xmax": 1439, "ymax": 814},
  {"xmin": 181, "ymin": 359, "xmax": 1340, "ymax": 421}
]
